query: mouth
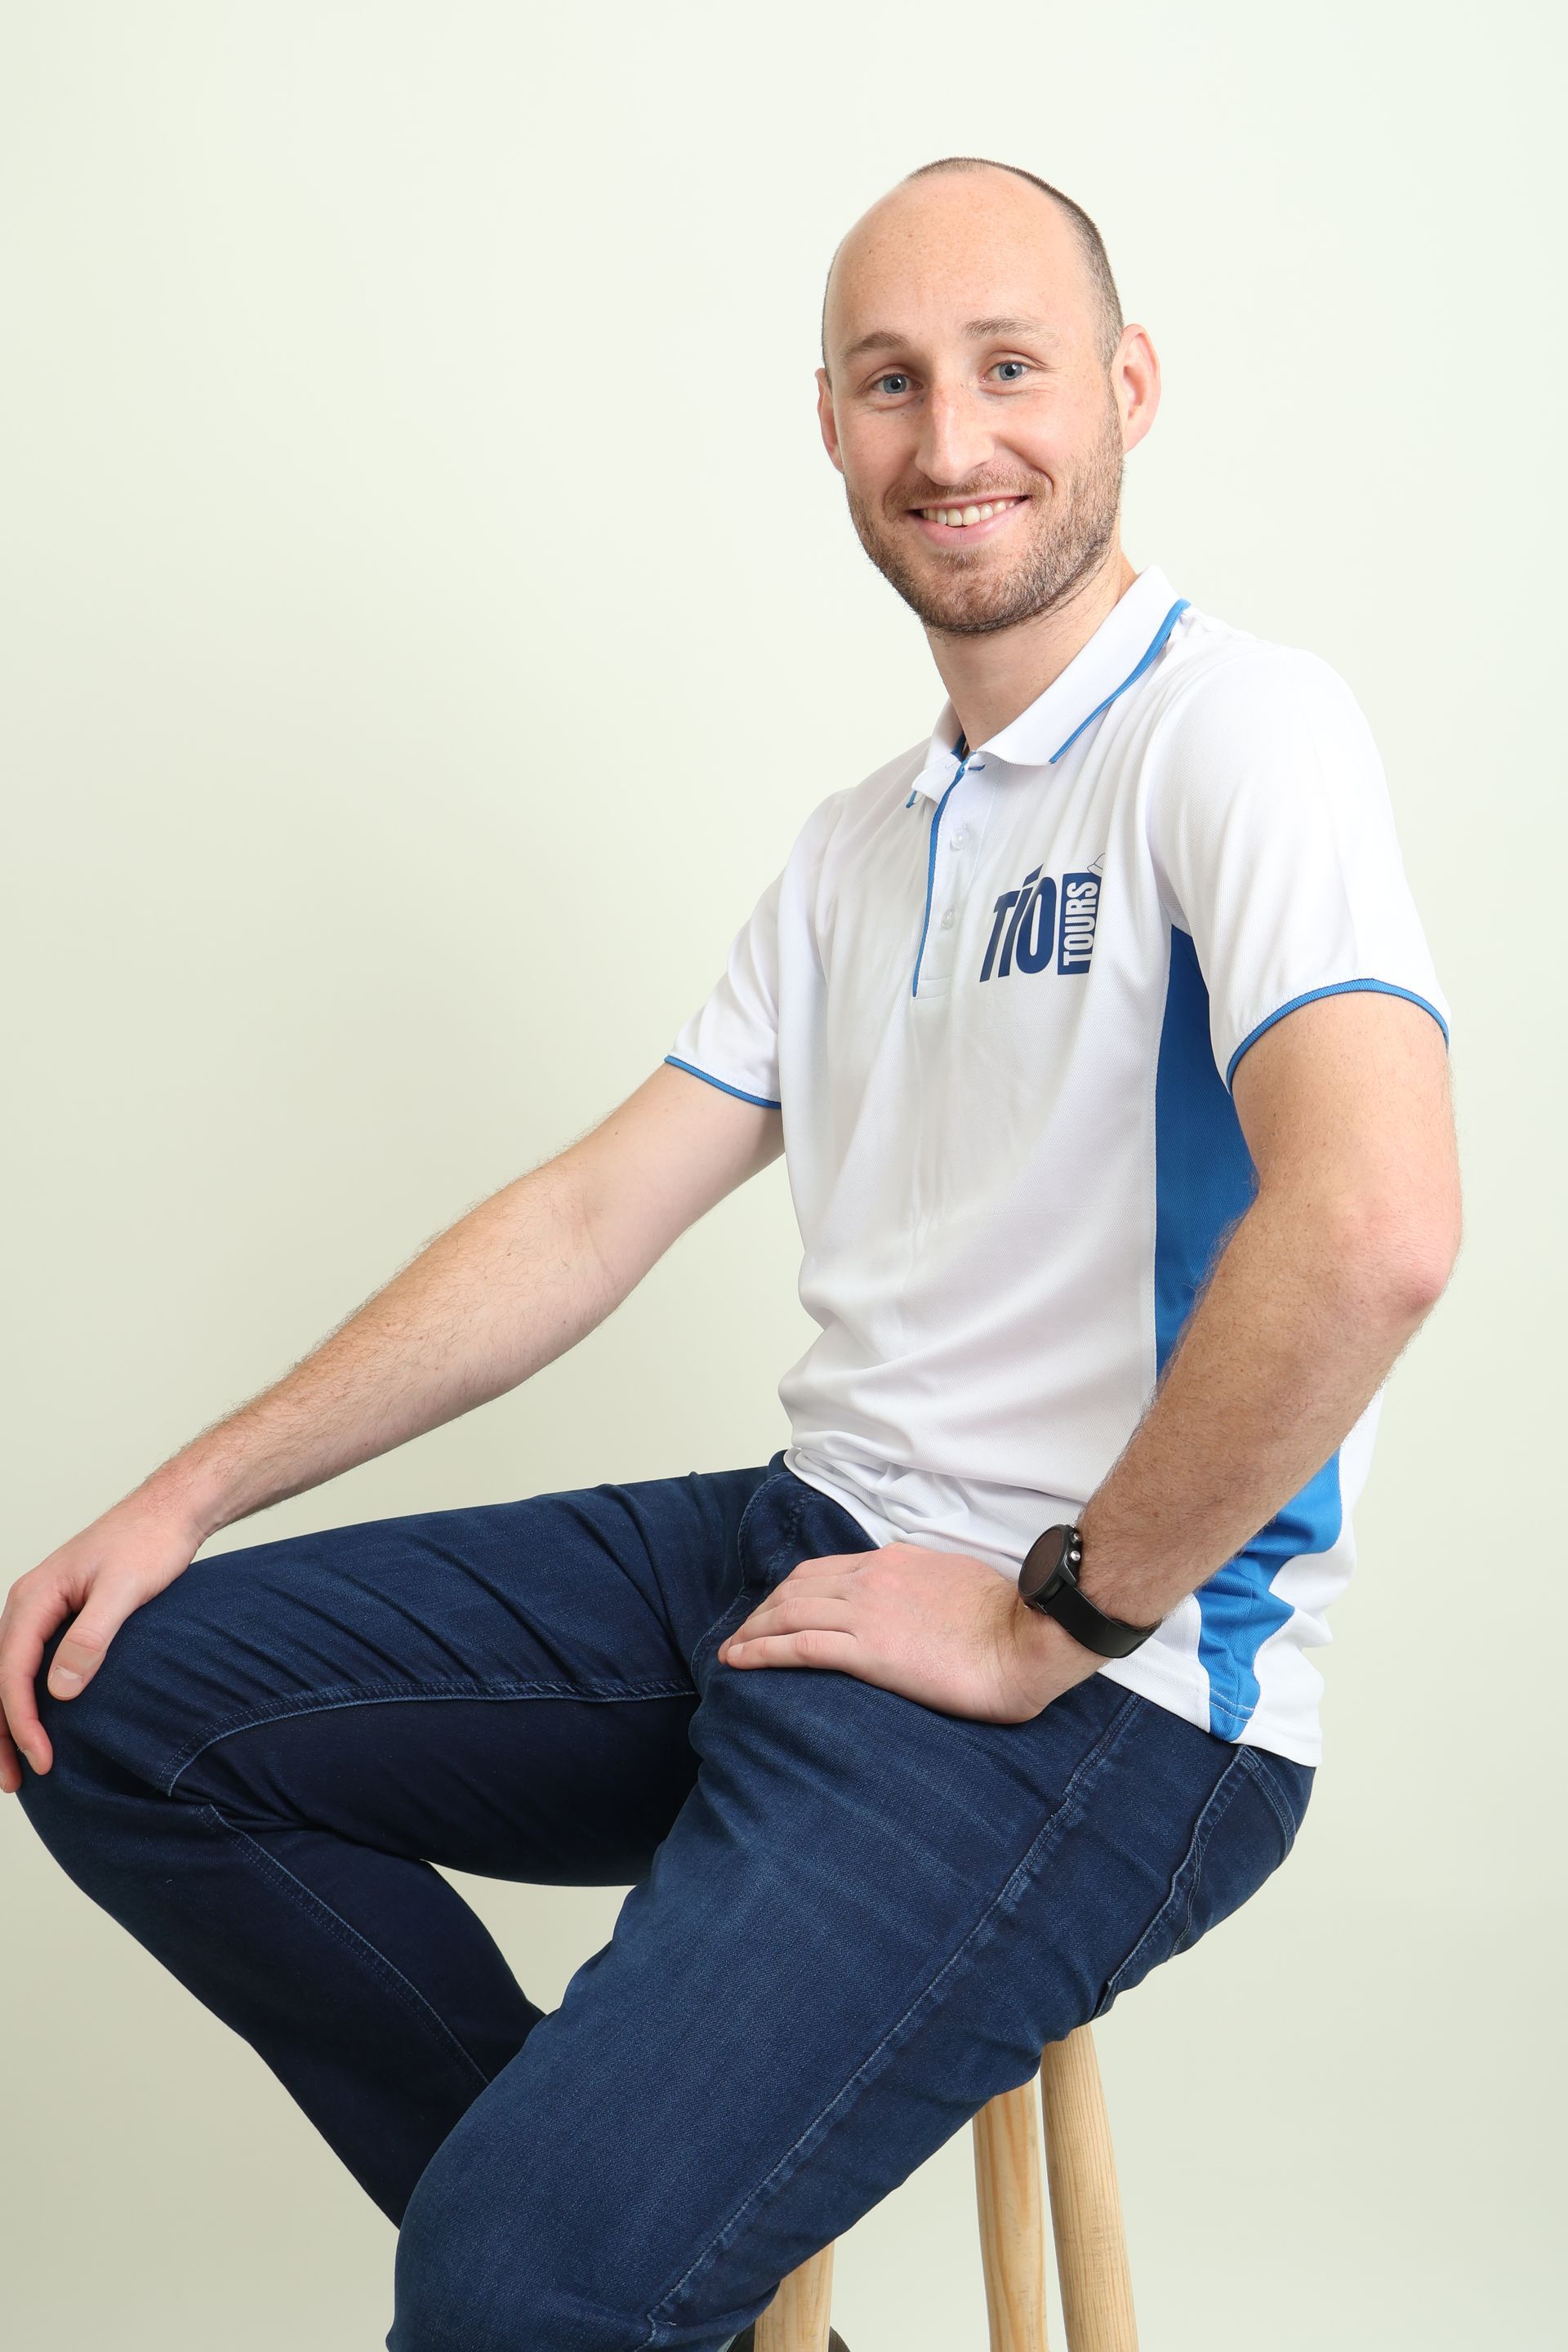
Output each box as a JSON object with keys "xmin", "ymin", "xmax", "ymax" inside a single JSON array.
[{"xmin": 906, "ymin": 494, "xmax": 1029, "ymax": 546}]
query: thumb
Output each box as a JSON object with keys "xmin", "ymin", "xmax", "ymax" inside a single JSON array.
[{"xmin": 47, "ymin": 1612, "xmax": 127, "ymax": 1699}]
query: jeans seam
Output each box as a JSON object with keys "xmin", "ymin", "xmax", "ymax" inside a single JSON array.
[
  {"xmin": 688, "ymin": 1595, "xmax": 753, "ymax": 1684},
  {"xmin": 161, "ymin": 1678, "xmax": 694, "ymax": 1797},
  {"xmin": 1238, "ymin": 1744, "xmax": 1303, "ymax": 1846},
  {"xmin": 640, "ymin": 1684, "xmax": 1147, "ymax": 2341},
  {"xmin": 1097, "ymin": 1742, "xmax": 1256, "ymax": 2011},
  {"xmin": 735, "ymin": 1468, "xmax": 800, "ymax": 1577},
  {"xmin": 191, "ymin": 1798, "xmax": 493, "ymax": 2090}
]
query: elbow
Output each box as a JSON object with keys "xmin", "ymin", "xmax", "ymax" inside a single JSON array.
[
  {"xmin": 1334, "ymin": 1196, "xmax": 1462, "ymax": 1325},
  {"xmin": 1382, "ymin": 1229, "xmax": 1459, "ymax": 1322}
]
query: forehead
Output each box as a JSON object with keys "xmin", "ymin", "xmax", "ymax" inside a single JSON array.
[{"xmin": 826, "ymin": 176, "xmax": 1094, "ymax": 363}]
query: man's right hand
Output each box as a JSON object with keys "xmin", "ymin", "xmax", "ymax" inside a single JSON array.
[{"xmin": 0, "ymin": 1495, "xmax": 203, "ymax": 1792}]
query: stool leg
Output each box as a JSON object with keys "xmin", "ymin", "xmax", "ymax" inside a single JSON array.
[
  {"xmin": 754, "ymin": 2240, "xmax": 835, "ymax": 2352},
  {"xmin": 1039, "ymin": 2025, "xmax": 1137, "ymax": 2352},
  {"xmin": 973, "ymin": 2071, "xmax": 1052, "ymax": 2352}
]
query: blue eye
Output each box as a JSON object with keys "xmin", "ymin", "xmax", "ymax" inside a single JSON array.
[
  {"xmin": 874, "ymin": 373, "xmax": 911, "ymax": 395},
  {"xmin": 995, "ymin": 360, "xmax": 1028, "ymax": 381}
]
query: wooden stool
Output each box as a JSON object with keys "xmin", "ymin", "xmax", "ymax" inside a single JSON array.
[{"xmin": 753, "ymin": 2022, "xmax": 1135, "ymax": 2352}]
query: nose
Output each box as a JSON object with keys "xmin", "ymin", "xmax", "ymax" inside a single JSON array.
[{"xmin": 916, "ymin": 378, "xmax": 996, "ymax": 491}]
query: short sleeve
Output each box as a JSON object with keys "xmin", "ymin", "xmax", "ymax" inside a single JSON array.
[
  {"xmin": 664, "ymin": 859, "xmax": 786, "ymax": 1110},
  {"xmin": 1147, "ymin": 647, "xmax": 1451, "ymax": 1089}
]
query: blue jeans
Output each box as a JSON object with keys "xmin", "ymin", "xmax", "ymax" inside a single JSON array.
[{"xmin": 20, "ymin": 1451, "xmax": 1312, "ymax": 2351}]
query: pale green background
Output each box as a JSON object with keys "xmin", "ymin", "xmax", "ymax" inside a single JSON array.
[{"xmin": 2, "ymin": 3, "xmax": 1562, "ymax": 2346}]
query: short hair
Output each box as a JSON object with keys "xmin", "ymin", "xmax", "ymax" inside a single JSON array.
[{"xmin": 821, "ymin": 156, "xmax": 1124, "ymax": 373}]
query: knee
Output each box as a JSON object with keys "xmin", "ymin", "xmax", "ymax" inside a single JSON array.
[
  {"xmin": 16, "ymin": 1618, "xmax": 164, "ymax": 1851},
  {"xmin": 387, "ymin": 2132, "xmax": 657, "ymax": 2352},
  {"xmin": 385, "ymin": 2182, "xmax": 630, "ymax": 2352}
]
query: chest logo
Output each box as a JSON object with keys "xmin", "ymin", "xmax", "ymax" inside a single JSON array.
[{"xmin": 979, "ymin": 866, "xmax": 1102, "ymax": 982}]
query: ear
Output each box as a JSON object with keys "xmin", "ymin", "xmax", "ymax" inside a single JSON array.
[
  {"xmin": 1111, "ymin": 326, "xmax": 1160, "ymax": 456},
  {"xmin": 816, "ymin": 367, "xmax": 844, "ymax": 474}
]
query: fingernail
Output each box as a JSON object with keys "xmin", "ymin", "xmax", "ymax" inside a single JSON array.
[{"xmin": 51, "ymin": 1668, "xmax": 82, "ymax": 1695}]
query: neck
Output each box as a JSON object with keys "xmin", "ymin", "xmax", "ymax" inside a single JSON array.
[{"xmin": 927, "ymin": 542, "xmax": 1138, "ymax": 753}]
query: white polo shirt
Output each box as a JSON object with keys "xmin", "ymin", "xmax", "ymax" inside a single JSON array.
[{"xmin": 665, "ymin": 563, "xmax": 1450, "ymax": 1766}]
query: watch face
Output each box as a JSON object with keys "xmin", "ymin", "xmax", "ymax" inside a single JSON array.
[{"xmin": 1022, "ymin": 1524, "xmax": 1075, "ymax": 1602}]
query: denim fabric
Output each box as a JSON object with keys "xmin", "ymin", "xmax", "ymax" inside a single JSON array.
[{"xmin": 20, "ymin": 1450, "xmax": 1312, "ymax": 2352}]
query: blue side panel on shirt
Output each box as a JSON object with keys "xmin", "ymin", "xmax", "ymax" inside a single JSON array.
[{"xmin": 1153, "ymin": 929, "xmax": 1344, "ymax": 1740}]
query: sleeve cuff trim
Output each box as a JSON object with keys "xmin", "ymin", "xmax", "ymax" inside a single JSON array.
[
  {"xmin": 663, "ymin": 1055, "xmax": 782, "ymax": 1110},
  {"xmin": 1226, "ymin": 982, "xmax": 1450, "ymax": 1090}
]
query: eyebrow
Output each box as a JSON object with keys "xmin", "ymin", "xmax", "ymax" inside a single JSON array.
[{"xmin": 840, "ymin": 314, "xmax": 1058, "ymax": 364}]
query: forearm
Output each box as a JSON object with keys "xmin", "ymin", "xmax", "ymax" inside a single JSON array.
[
  {"xmin": 1069, "ymin": 1188, "xmax": 1453, "ymax": 1630},
  {"xmin": 136, "ymin": 1156, "xmax": 619, "ymax": 1544}
]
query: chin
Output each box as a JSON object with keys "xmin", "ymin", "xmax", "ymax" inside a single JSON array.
[{"xmin": 912, "ymin": 577, "xmax": 1033, "ymax": 634}]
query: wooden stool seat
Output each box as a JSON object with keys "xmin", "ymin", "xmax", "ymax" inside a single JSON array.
[{"xmin": 753, "ymin": 2023, "xmax": 1134, "ymax": 2352}]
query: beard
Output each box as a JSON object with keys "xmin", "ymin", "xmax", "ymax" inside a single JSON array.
[{"xmin": 844, "ymin": 395, "xmax": 1125, "ymax": 638}]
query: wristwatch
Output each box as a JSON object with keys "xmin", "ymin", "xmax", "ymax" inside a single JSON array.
[{"xmin": 1017, "ymin": 1525, "xmax": 1161, "ymax": 1659}]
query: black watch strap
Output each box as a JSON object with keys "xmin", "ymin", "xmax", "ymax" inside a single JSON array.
[{"xmin": 1017, "ymin": 1524, "xmax": 1161, "ymax": 1659}]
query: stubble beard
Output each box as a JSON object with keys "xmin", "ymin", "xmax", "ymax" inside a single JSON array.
[{"xmin": 845, "ymin": 398, "xmax": 1126, "ymax": 639}]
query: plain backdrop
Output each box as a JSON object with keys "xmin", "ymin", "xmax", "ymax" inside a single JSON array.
[{"xmin": 2, "ymin": 4, "xmax": 1563, "ymax": 2347}]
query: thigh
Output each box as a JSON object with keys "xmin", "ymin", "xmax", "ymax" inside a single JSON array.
[
  {"xmin": 387, "ymin": 1465, "xmax": 1313, "ymax": 2352},
  {"xmin": 36, "ymin": 1456, "xmax": 778, "ymax": 1883}
]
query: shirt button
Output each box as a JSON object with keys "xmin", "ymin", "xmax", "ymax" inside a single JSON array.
[
  {"xmin": 939, "ymin": 906, "xmax": 955, "ymax": 929},
  {"xmin": 949, "ymin": 826, "xmax": 970, "ymax": 849}
]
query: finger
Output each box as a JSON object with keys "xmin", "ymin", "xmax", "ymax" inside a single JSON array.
[
  {"xmin": 0, "ymin": 1598, "xmax": 55, "ymax": 1782},
  {"xmin": 748, "ymin": 1576, "xmax": 859, "ymax": 1624},
  {"xmin": 722, "ymin": 1590, "xmax": 857, "ymax": 1647},
  {"xmin": 779, "ymin": 1553, "xmax": 870, "ymax": 1582},
  {"xmin": 0, "ymin": 1703, "xmax": 23, "ymax": 1793},
  {"xmin": 722, "ymin": 1626, "xmax": 860, "ymax": 1670}
]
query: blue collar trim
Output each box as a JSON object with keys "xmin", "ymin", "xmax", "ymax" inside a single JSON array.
[{"xmin": 1047, "ymin": 597, "xmax": 1190, "ymax": 764}]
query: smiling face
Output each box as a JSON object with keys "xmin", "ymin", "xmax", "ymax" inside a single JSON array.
[{"xmin": 817, "ymin": 167, "xmax": 1156, "ymax": 639}]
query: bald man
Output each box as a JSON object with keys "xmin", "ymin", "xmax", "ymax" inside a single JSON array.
[{"xmin": 7, "ymin": 157, "xmax": 1459, "ymax": 2352}]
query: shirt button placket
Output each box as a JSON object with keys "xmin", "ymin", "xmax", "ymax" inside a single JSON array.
[
  {"xmin": 919, "ymin": 764, "xmax": 983, "ymax": 991},
  {"xmin": 944, "ymin": 824, "xmax": 968, "ymax": 933}
]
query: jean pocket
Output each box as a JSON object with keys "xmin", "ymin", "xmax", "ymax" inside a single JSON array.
[
  {"xmin": 733, "ymin": 1467, "xmax": 869, "ymax": 1594},
  {"xmin": 692, "ymin": 1470, "xmax": 875, "ymax": 1682},
  {"xmin": 686, "ymin": 1463, "xmax": 793, "ymax": 1681},
  {"xmin": 688, "ymin": 1591, "xmax": 755, "ymax": 1684},
  {"xmin": 1089, "ymin": 1744, "xmax": 1300, "ymax": 2021},
  {"xmin": 733, "ymin": 1463, "xmax": 796, "ymax": 1582},
  {"xmin": 1247, "ymin": 1744, "xmax": 1315, "ymax": 1852}
]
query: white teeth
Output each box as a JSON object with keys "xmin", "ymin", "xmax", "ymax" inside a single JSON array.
[{"xmin": 920, "ymin": 498, "xmax": 1019, "ymax": 526}]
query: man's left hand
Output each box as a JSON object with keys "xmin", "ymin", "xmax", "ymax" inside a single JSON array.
[{"xmin": 715, "ymin": 1543, "xmax": 1101, "ymax": 1723}]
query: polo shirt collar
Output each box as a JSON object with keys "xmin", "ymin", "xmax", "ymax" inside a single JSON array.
[{"xmin": 904, "ymin": 564, "xmax": 1187, "ymax": 802}]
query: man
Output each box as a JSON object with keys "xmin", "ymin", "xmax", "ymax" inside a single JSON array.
[{"xmin": 4, "ymin": 155, "xmax": 1459, "ymax": 2352}]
